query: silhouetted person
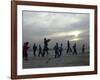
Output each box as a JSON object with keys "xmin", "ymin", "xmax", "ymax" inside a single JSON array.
[
  {"xmin": 66, "ymin": 40, "xmax": 72, "ymax": 53},
  {"xmin": 72, "ymin": 43, "xmax": 77, "ymax": 54},
  {"xmin": 54, "ymin": 43, "xmax": 59, "ymax": 58},
  {"xmin": 38, "ymin": 44, "xmax": 42, "ymax": 57},
  {"xmin": 42, "ymin": 38, "xmax": 51, "ymax": 57},
  {"xmin": 82, "ymin": 44, "xmax": 85, "ymax": 54},
  {"xmin": 33, "ymin": 43, "xmax": 37, "ymax": 56},
  {"xmin": 23, "ymin": 42, "xmax": 29, "ymax": 61},
  {"xmin": 59, "ymin": 43, "xmax": 63, "ymax": 57}
]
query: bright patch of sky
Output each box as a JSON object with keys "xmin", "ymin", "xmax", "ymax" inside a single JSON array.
[{"xmin": 22, "ymin": 11, "xmax": 89, "ymax": 49}]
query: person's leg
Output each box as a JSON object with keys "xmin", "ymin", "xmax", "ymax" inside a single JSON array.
[
  {"xmin": 35, "ymin": 50, "xmax": 36, "ymax": 56},
  {"xmin": 42, "ymin": 50, "xmax": 43, "ymax": 57},
  {"xmin": 33, "ymin": 49, "xmax": 36, "ymax": 56},
  {"xmin": 38, "ymin": 51, "xmax": 40, "ymax": 56},
  {"xmin": 34, "ymin": 50, "xmax": 35, "ymax": 56},
  {"xmin": 66, "ymin": 48, "xmax": 68, "ymax": 53},
  {"xmin": 42, "ymin": 49, "xmax": 45, "ymax": 57},
  {"xmin": 47, "ymin": 50, "xmax": 49, "ymax": 55},
  {"xmin": 69, "ymin": 47, "xmax": 72, "ymax": 52},
  {"xmin": 57, "ymin": 51, "xmax": 59, "ymax": 58},
  {"xmin": 75, "ymin": 50, "xmax": 77, "ymax": 54},
  {"xmin": 25, "ymin": 52, "xmax": 28, "ymax": 61},
  {"xmin": 46, "ymin": 48, "xmax": 49, "ymax": 55},
  {"xmin": 40, "ymin": 51, "xmax": 42, "ymax": 57},
  {"xmin": 59, "ymin": 51, "xmax": 61, "ymax": 57},
  {"xmin": 55, "ymin": 51, "xmax": 57, "ymax": 58}
]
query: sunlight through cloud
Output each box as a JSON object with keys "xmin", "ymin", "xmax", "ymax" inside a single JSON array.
[
  {"xmin": 48, "ymin": 30, "xmax": 83, "ymax": 38},
  {"xmin": 70, "ymin": 38, "xmax": 82, "ymax": 42}
]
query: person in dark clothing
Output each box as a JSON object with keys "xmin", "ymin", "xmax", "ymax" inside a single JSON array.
[
  {"xmin": 72, "ymin": 43, "xmax": 77, "ymax": 54},
  {"xmin": 33, "ymin": 43, "xmax": 37, "ymax": 56},
  {"xmin": 42, "ymin": 38, "xmax": 51, "ymax": 57},
  {"xmin": 59, "ymin": 43, "xmax": 63, "ymax": 57},
  {"xmin": 82, "ymin": 44, "xmax": 85, "ymax": 54},
  {"xmin": 54, "ymin": 43, "xmax": 59, "ymax": 58},
  {"xmin": 38, "ymin": 44, "xmax": 42, "ymax": 57},
  {"xmin": 66, "ymin": 40, "xmax": 72, "ymax": 54},
  {"xmin": 23, "ymin": 42, "xmax": 29, "ymax": 61}
]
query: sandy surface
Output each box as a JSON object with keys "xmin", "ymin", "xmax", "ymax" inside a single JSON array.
[{"xmin": 23, "ymin": 50, "xmax": 89, "ymax": 69}]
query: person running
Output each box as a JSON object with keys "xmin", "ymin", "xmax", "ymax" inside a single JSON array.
[
  {"xmin": 42, "ymin": 38, "xmax": 51, "ymax": 57},
  {"xmin": 33, "ymin": 43, "xmax": 37, "ymax": 56},
  {"xmin": 59, "ymin": 43, "xmax": 63, "ymax": 57},
  {"xmin": 82, "ymin": 44, "xmax": 85, "ymax": 54},
  {"xmin": 23, "ymin": 42, "xmax": 29, "ymax": 61},
  {"xmin": 54, "ymin": 43, "xmax": 59, "ymax": 58},
  {"xmin": 72, "ymin": 43, "xmax": 77, "ymax": 54},
  {"xmin": 38, "ymin": 44, "xmax": 42, "ymax": 57},
  {"xmin": 66, "ymin": 40, "xmax": 72, "ymax": 54}
]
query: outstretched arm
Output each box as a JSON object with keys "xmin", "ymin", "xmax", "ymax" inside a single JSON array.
[{"xmin": 47, "ymin": 39, "xmax": 51, "ymax": 42}]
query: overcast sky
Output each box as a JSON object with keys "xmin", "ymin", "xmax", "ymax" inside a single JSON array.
[{"xmin": 22, "ymin": 11, "xmax": 90, "ymax": 49}]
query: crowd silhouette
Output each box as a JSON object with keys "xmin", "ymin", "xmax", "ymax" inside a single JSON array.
[{"xmin": 23, "ymin": 38, "xmax": 86, "ymax": 61}]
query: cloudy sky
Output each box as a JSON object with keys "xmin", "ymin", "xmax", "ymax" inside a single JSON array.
[{"xmin": 22, "ymin": 10, "xmax": 90, "ymax": 49}]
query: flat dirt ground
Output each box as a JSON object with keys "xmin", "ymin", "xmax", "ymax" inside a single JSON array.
[{"xmin": 23, "ymin": 50, "xmax": 89, "ymax": 69}]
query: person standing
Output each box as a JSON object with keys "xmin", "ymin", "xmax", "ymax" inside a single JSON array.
[
  {"xmin": 54, "ymin": 43, "xmax": 59, "ymax": 58},
  {"xmin": 66, "ymin": 40, "xmax": 72, "ymax": 54},
  {"xmin": 42, "ymin": 38, "xmax": 51, "ymax": 57},
  {"xmin": 23, "ymin": 42, "xmax": 29, "ymax": 61},
  {"xmin": 38, "ymin": 44, "xmax": 42, "ymax": 57},
  {"xmin": 82, "ymin": 44, "xmax": 85, "ymax": 54},
  {"xmin": 59, "ymin": 43, "xmax": 63, "ymax": 57},
  {"xmin": 33, "ymin": 43, "xmax": 37, "ymax": 56}
]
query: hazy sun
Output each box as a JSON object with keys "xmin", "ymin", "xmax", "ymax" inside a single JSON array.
[
  {"xmin": 70, "ymin": 38, "xmax": 81, "ymax": 41},
  {"xmin": 48, "ymin": 30, "xmax": 82, "ymax": 38},
  {"xmin": 68, "ymin": 31, "xmax": 81, "ymax": 37}
]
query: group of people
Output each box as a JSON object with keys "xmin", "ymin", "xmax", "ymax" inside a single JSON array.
[
  {"xmin": 53, "ymin": 40, "xmax": 85, "ymax": 58},
  {"xmin": 23, "ymin": 38, "xmax": 85, "ymax": 60},
  {"xmin": 23, "ymin": 38, "xmax": 51, "ymax": 60}
]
